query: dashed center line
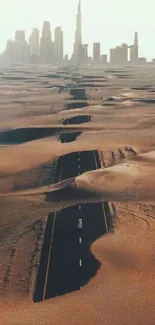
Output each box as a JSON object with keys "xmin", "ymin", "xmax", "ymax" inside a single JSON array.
[
  {"xmin": 79, "ymin": 259, "xmax": 82, "ymax": 267},
  {"xmin": 79, "ymin": 237, "xmax": 82, "ymax": 243},
  {"xmin": 78, "ymin": 218, "xmax": 82, "ymax": 229},
  {"xmin": 79, "ymin": 205, "xmax": 81, "ymax": 210}
]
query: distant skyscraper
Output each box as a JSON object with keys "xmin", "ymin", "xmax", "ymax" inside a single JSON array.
[
  {"xmin": 29, "ymin": 28, "xmax": 40, "ymax": 63},
  {"xmin": 110, "ymin": 48, "xmax": 116, "ymax": 64},
  {"xmin": 54, "ymin": 27, "xmax": 63, "ymax": 62},
  {"xmin": 40, "ymin": 21, "xmax": 53, "ymax": 63},
  {"xmin": 14, "ymin": 30, "xmax": 29, "ymax": 64},
  {"xmin": 15, "ymin": 30, "xmax": 25, "ymax": 42},
  {"xmin": 5, "ymin": 39, "xmax": 15, "ymax": 65},
  {"xmin": 121, "ymin": 43, "xmax": 128, "ymax": 63},
  {"xmin": 93, "ymin": 42, "xmax": 100, "ymax": 62},
  {"xmin": 72, "ymin": 0, "xmax": 82, "ymax": 62},
  {"xmin": 130, "ymin": 32, "xmax": 139, "ymax": 63},
  {"xmin": 110, "ymin": 43, "xmax": 128, "ymax": 65}
]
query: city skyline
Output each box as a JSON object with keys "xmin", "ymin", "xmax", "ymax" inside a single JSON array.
[
  {"xmin": 0, "ymin": 0, "xmax": 155, "ymax": 60},
  {"xmin": 0, "ymin": 0, "xmax": 143, "ymax": 66},
  {"xmin": 0, "ymin": 0, "xmax": 151, "ymax": 65}
]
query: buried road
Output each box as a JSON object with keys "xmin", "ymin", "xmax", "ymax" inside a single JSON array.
[{"xmin": 33, "ymin": 93, "xmax": 113, "ymax": 303}]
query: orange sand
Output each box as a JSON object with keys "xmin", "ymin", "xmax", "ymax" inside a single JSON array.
[{"xmin": 1, "ymin": 66, "xmax": 155, "ymax": 325}]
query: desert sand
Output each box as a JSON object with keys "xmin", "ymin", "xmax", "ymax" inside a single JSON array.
[{"xmin": 1, "ymin": 65, "xmax": 155, "ymax": 324}]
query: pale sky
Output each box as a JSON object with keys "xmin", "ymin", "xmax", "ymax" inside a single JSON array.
[{"xmin": 0, "ymin": 0, "xmax": 155, "ymax": 60}]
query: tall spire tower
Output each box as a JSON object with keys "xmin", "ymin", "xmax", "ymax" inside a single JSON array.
[
  {"xmin": 134, "ymin": 32, "xmax": 138, "ymax": 46},
  {"xmin": 72, "ymin": 0, "xmax": 83, "ymax": 62},
  {"xmin": 77, "ymin": 0, "xmax": 82, "ymax": 45},
  {"xmin": 130, "ymin": 32, "xmax": 139, "ymax": 63}
]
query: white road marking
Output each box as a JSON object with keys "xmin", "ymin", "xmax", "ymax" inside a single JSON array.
[
  {"xmin": 78, "ymin": 219, "xmax": 82, "ymax": 229},
  {"xmin": 79, "ymin": 237, "xmax": 82, "ymax": 243},
  {"xmin": 78, "ymin": 173, "xmax": 80, "ymax": 176},
  {"xmin": 78, "ymin": 165, "xmax": 80, "ymax": 168},
  {"xmin": 78, "ymin": 158, "xmax": 80, "ymax": 161},
  {"xmin": 43, "ymin": 212, "xmax": 57, "ymax": 300},
  {"xmin": 79, "ymin": 205, "xmax": 81, "ymax": 210},
  {"xmin": 79, "ymin": 259, "xmax": 82, "ymax": 267},
  {"xmin": 102, "ymin": 203, "xmax": 108, "ymax": 233}
]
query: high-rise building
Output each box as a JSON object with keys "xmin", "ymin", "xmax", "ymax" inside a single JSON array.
[
  {"xmin": 54, "ymin": 27, "xmax": 63, "ymax": 62},
  {"xmin": 40, "ymin": 21, "xmax": 53, "ymax": 63},
  {"xmin": 93, "ymin": 42, "xmax": 100, "ymax": 62},
  {"xmin": 72, "ymin": 0, "xmax": 82, "ymax": 62},
  {"xmin": 110, "ymin": 43, "xmax": 128, "ymax": 64},
  {"xmin": 130, "ymin": 32, "xmax": 139, "ymax": 63},
  {"xmin": 5, "ymin": 39, "xmax": 15, "ymax": 65},
  {"xmin": 15, "ymin": 30, "xmax": 25, "ymax": 42},
  {"xmin": 14, "ymin": 30, "xmax": 29, "ymax": 64},
  {"xmin": 2, "ymin": 30, "xmax": 28, "ymax": 65},
  {"xmin": 42, "ymin": 21, "xmax": 52, "ymax": 40},
  {"xmin": 121, "ymin": 43, "xmax": 128, "ymax": 63},
  {"xmin": 29, "ymin": 28, "xmax": 40, "ymax": 63},
  {"xmin": 110, "ymin": 48, "xmax": 116, "ymax": 64}
]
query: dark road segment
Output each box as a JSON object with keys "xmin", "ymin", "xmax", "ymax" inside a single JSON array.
[{"xmin": 45, "ymin": 203, "xmax": 105, "ymax": 299}]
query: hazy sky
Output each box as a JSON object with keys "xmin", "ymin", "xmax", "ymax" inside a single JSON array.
[{"xmin": 0, "ymin": 0, "xmax": 155, "ymax": 59}]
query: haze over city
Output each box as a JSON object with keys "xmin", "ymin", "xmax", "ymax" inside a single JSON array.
[{"xmin": 0, "ymin": 0, "xmax": 155, "ymax": 59}]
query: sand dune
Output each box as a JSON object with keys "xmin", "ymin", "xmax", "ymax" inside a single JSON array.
[
  {"xmin": 1, "ymin": 67, "xmax": 155, "ymax": 325},
  {"xmin": 2, "ymin": 228, "xmax": 155, "ymax": 325},
  {"xmin": 1, "ymin": 151, "xmax": 154, "ymax": 215}
]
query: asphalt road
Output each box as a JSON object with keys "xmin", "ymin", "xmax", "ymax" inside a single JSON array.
[
  {"xmin": 44, "ymin": 147, "xmax": 108, "ymax": 300},
  {"xmin": 33, "ymin": 96, "xmax": 111, "ymax": 303}
]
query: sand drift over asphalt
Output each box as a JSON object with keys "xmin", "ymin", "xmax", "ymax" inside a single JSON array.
[
  {"xmin": 2, "ymin": 151, "xmax": 155, "ymax": 211},
  {"xmin": 1, "ymin": 120, "xmax": 155, "ymax": 175},
  {"xmin": 76, "ymin": 153, "xmax": 155, "ymax": 202}
]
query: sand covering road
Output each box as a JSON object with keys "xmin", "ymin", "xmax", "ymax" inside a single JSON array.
[{"xmin": 1, "ymin": 67, "xmax": 155, "ymax": 325}]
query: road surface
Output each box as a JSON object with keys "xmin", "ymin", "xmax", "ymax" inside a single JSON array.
[{"xmin": 33, "ymin": 91, "xmax": 112, "ymax": 302}]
